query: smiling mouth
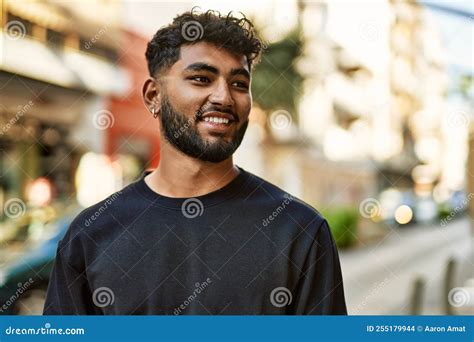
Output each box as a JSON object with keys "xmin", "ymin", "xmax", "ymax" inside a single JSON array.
[
  {"xmin": 199, "ymin": 116, "xmax": 233, "ymax": 130},
  {"xmin": 196, "ymin": 111, "xmax": 238, "ymax": 128},
  {"xmin": 197, "ymin": 115, "xmax": 237, "ymax": 134}
]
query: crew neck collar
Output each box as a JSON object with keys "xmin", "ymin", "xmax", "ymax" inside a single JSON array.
[{"xmin": 134, "ymin": 166, "xmax": 250, "ymax": 209}]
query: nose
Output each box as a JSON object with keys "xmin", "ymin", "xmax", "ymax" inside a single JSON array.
[{"xmin": 208, "ymin": 78, "xmax": 234, "ymax": 108}]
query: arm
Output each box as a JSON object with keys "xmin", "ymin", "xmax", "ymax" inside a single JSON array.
[
  {"xmin": 43, "ymin": 240, "xmax": 99, "ymax": 315},
  {"xmin": 291, "ymin": 220, "xmax": 347, "ymax": 315}
]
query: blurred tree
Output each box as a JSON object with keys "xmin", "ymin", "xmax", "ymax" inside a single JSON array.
[
  {"xmin": 457, "ymin": 74, "xmax": 474, "ymax": 102},
  {"xmin": 251, "ymin": 29, "xmax": 304, "ymax": 122}
]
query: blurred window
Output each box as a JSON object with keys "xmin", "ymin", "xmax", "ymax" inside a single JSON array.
[
  {"xmin": 46, "ymin": 29, "xmax": 64, "ymax": 47},
  {"xmin": 79, "ymin": 37, "xmax": 118, "ymax": 62}
]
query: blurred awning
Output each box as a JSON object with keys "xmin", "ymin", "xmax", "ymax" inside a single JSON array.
[
  {"xmin": 6, "ymin": 0, "xmax": 123, "ymax": 50},
  {"xmin": 6, "ymin": 0, "xmax": 69, "ymax": 31},
  {"xmin": 1, "ymin": 33, "xmax": 130, "ymax": 95}
]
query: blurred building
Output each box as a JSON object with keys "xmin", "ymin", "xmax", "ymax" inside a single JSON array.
[
  {"xmin": 291, "ymin": 0, "xmax": 450, "ymax": 209},
  {"xmin": 0, "ymin": 0, "xmax": 158, "ymax": 210},
  {"xmin": 107, "ymin": 29, "xmax": 161, "ymax": 179},
  {"xmin": 0, "ymin": 0, "xmax": 121, "ymax": 206}
]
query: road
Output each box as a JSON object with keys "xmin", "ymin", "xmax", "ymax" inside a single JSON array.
[{"xmin": 340, "ymin": 216, "xmax": 474, "ymax": 315}]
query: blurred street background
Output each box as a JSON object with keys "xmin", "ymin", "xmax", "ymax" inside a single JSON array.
[{"xmin": 0, "ymin": 0, "xmax": 473, "ymax": 315}]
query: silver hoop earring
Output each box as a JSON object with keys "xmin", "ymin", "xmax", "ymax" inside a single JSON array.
[{"xmin": 152, "ymin": 107, "xmax": 159, "ymax": 119}]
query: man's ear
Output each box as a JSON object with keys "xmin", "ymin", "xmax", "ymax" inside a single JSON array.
[{"xmin": 142, "ymin": 77, "xmax": 161, "ymax": 115}]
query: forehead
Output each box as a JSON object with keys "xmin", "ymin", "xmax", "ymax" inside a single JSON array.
[{"xmin": 171, "ymin": 41, "xmax": 249, "ymax": 74}]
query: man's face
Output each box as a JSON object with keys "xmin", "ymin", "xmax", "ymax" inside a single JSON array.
[{"xmin": 157, "ymin": 41, "xmax": 252, "ymax": 163}]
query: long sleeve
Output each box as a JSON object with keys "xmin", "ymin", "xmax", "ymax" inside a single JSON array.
[
  {"xmin": 291, "ymin": 220, "xmax": 347, "ymax": 315},
  {"xmin": 43, "ymin": 241, "xmax": 99, "ymax": 315}
]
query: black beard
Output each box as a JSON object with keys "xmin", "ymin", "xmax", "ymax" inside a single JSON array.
[{"xmin": 159, "ymin": 96, "xmax": 248, "ymax": 163}]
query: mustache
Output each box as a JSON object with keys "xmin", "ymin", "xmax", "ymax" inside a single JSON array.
[{"xmin": 195, "ymin": 105, "xmax": 239, "ymax": 122}]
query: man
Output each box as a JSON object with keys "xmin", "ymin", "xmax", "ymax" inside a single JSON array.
[{"xmin": 43, "ymin": 9, "xmax": 347, "ymax": 315}]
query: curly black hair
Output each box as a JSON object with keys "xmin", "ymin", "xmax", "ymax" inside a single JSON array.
[{"xmin": 145, "ymin": 9, "xmax": 263, "ymax": 77}]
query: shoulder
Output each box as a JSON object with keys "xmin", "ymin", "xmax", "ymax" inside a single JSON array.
[
  {"xmin": 244, "ymin": 170, "xmax": 322, "ymax": 215},
  {"xmin": 59, "ymin": 181, "xmax": 138, "ymax": 246},
  {"xmin": 243, "ymin": 170, "xmax": 327, "ymax": 232}
]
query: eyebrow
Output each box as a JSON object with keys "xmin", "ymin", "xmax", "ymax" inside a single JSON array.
[
  {"xmin": 185, "ymin": 63, "xmax": 218, "ymax": 74},
  {"xmin": 184, "ymin": 63, "xmax": 250, "ymax": 80},
  {"xmin": 230, "ymin": 68, "xmax": 250, "ymax": 80}
]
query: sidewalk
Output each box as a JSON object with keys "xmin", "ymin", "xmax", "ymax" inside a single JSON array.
[{"xmin": 339, "ymin": 216, "xmax": 474, "ymax": 315}]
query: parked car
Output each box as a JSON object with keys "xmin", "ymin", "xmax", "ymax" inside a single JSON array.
[{"xmin": 0, "ymin": 208, "xmax": 78, "ymax": 315}]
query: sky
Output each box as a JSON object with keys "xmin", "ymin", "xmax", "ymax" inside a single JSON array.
[{"xmin": 420, "ymin": 0, "xmax": 473, "ymax": 73}]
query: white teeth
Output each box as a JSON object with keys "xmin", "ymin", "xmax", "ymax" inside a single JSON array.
[{"xmin": 203, "ymin": 117, "xmax": 229, "ymax": 124}]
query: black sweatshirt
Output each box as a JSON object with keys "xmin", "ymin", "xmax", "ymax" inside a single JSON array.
[{"xmin": 43, "ymin": 167, "xmax": 347, "ymax": 315}]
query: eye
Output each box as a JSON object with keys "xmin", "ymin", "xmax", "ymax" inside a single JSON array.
[
  {"xmin": 231, "ymin": 80, "xmax": 249, "ymax": 90},
  {"xmin": 188, "ymin": 76, "xmax": 210, "ymax": 84}
]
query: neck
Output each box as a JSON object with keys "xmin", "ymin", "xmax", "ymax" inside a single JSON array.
[{"xmin": 144, "ymin": 141, "xmax": 240, "ymax": 198}]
